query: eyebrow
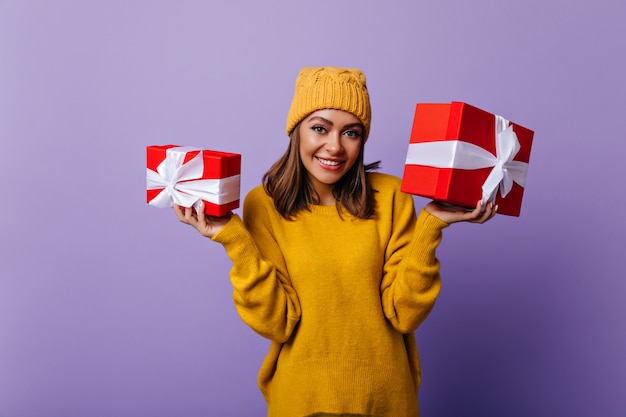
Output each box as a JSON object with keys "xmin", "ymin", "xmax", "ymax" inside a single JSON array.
[{"xmin": 307, "ymin": 116, "xmax": 363, "ymax": 130}]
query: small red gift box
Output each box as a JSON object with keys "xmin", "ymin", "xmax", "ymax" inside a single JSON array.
[
  {"xmin": 401, "ymin": 102, "xmax": 534, "ymax": 217},
  {"xmin": 146, "ymin": 145, "xmax": 241, "ymax": 217}
]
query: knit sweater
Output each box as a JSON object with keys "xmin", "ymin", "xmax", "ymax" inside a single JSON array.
[{"xmin": 212, "ymin": 173, "xmax": 448, "ymax": 417}]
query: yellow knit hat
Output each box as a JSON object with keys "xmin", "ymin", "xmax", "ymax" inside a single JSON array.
[{"xmin": 285, "ymin": 66, "xmax": 372, "ymax": 141}]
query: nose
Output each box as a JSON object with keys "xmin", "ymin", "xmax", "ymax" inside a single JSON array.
[{"xmin": 324, "ymin": 132, "xmax": 343, "ymax": 154}]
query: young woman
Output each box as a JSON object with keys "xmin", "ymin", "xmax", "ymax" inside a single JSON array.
[{"xmin": 174, "ymin": 66, "xmax": 496, "ymax": 417}]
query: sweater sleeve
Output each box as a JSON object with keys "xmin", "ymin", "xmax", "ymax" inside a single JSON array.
[
  {"xmin": 211, "ymin": 190, "xmax": 301, "ymax": 343},
  {"xmin": 380, "ymin": 187, "xmax": 449, "ymax": 334}
]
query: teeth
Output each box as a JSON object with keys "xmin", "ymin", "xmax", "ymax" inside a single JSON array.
[{"xmin": 318, "ymin": 157, "xmax": 341, "ymax": 166}]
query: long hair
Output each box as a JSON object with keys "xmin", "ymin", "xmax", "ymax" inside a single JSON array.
[{"xmin": 263, "ymin": 124, "xmax": 380, "ymax": 219}]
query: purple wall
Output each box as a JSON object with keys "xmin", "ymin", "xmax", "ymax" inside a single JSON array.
[{"xmin": 1, "ymin": 1, "xmax": 624, "ymax": 416}]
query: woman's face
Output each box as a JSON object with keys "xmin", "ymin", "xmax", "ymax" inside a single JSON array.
[{"xmin": 298, "ymin": 109, "xmax": 363, "ymax": 202}]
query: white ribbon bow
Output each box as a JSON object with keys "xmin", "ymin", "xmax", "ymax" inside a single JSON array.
[
  {"xmin": 405, "ymin": 115, "xmax": 528, "ymax": 205},
  {"xmin": 146, "ymin": 146, "xmax": 240, "ymax": 211}
]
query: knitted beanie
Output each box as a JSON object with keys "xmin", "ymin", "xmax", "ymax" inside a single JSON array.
[{"xmin": 285, "ymin": 66, "xmax": 371, "ymax": 141}]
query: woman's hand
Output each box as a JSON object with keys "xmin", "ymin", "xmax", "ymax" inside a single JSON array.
[
  {"xmin": 424, "ymin": 200, "xmax": 497, "ymax": 225},
  {"xmin": 173, "ymin": 202, "xmax": 232, "ymax": 238}
]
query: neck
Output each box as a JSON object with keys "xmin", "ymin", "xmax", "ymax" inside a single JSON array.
[
  {"xmin": 317, "ymin": 194, "xmax": 336, "ymax": 206},
  {"xmin": 314, "ymin": 185, "xmax": 336, "ymax": 206}
]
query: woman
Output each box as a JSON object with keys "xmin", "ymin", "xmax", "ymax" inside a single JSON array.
[{"xmin": 175, "ymin": 66, "xmax": 496, "ymax": 417}]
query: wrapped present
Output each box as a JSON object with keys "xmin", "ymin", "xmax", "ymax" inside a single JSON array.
[
  {"xmin": 401, "ymin": 102, "xmax": 534, "ymax": 217},
  {"xmin": 146, "ymin": 145, "xmax": 241, "ymax": 217}
]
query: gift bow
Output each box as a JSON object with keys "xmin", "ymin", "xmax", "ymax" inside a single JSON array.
[
  {"xmin": 405, "ymin": 115, "xmax": 528, "ymax": 205},
  {"xmin": 146, "ymin": 146, "xmax": 240, "ymax": 211}
]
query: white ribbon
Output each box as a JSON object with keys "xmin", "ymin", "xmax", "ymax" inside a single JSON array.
[
  {"xmin": 405, "ymin": 115, "xmax": 528, "ymax": 205},
  {"xmin": 146, "ymin": 146, "xmax": 240, "ymax": 212}
]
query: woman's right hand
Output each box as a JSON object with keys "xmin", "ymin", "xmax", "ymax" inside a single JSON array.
[{"xmin": 174, "ymin": 202, "xmax": 232, "ymax": 239}]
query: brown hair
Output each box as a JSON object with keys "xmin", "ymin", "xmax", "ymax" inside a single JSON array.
[{"xmin": 263, "ymin": 124, "xmax": 380, "ymax": 220}]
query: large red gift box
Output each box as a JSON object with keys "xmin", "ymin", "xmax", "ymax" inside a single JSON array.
[
  {"xmin": 401, "ymin": 102, "xmax": 534, "ymax": 217},
  {"xmin": 146, "ymin": 145, "xmax": 241, "ymax": 217}
]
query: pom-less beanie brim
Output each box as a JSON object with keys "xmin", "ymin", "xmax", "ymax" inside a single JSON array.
[{"xmin": 285, "ymin": 67, "xmax": 372, "ymax": 142}]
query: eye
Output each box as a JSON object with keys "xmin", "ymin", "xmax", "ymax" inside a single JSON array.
[
  {"xmin": 344, "ymin": 129, "xmax": 362, "ymax": 138},
  {"xmin": 311, "ymin": 125, "xmax": 326, "ymax": 133}
]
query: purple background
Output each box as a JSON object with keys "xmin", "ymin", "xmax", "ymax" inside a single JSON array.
[{"xmin": 1, "ymin": 1, "xmax": 624, "ymax": 416}]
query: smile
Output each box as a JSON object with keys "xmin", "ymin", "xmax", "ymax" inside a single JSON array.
[{"xmin": 316, "ymin": 157, "xmax": 344, "ymax": 167}]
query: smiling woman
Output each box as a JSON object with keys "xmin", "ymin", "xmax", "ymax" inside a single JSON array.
[
  {"xmin": 297, "ymin": 110, "xmax": 364, "ymax": 206},
  {"xmin": 263, "ymin": 67, "xmax": 380, "ymax": 219},
  {"xmin": 174, "ymin": 66, "xmax": 496, "ymax": 417}
]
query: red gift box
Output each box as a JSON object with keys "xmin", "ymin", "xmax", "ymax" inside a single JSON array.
[
  {"xmin": 401, "ymin": 102, "xmax": 534, "ymax": 217},
  {"xmin": 146, "ymin": 145, "xmax": 241, "ymax": 217}
]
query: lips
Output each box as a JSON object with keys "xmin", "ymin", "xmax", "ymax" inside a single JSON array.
[{"xmin": 316, "ymin": 156, "xmax": 344, "ymax": 167}]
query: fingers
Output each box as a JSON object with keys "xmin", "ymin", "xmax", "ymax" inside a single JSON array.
[
  {"xmin": 468, "ymin": 200, "xmax": 497, "ymax": 223},
  {"xmin": 195, "ymin": 202, "xmax": 207, "ymax": 229},
  {"xmin": 173, "ymin": 204, "xmax": 187, "ymax": 222},
  {"xmin": 173, "ymin": 204, "xmax": 199, "ymax": 226},
  {"xmin": 469, "ymin": 200, "xmax": 485, "ymax": 218},
  {"xmin": 173, "ymin": 202, "xmax": 221, "ymax": 238},
  {"xmin": 487, "ymin": 203, "xmax": 498, "ymax": 221}
]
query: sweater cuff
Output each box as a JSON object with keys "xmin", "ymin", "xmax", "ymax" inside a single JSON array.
[
  {"xmin": 417, "ymin": 208, "xmax": 449, "ymax": 231},
  {"xmin": 410, "ymin": 209, "xmax": 449, "ymax": 264},
  {"xmin": 211, "ymin": 214, "xmax": 247, "ymax": 245}
]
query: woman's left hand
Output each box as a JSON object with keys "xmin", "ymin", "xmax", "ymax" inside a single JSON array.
[{"xmin": 425, "ymin": 200, "xmax": 497, "ymax": 224}]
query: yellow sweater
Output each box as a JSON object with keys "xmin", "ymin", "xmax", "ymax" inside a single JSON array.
[{"xmin": 213, "ymin": 173, "xmax": 448, "ymax": 417}]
